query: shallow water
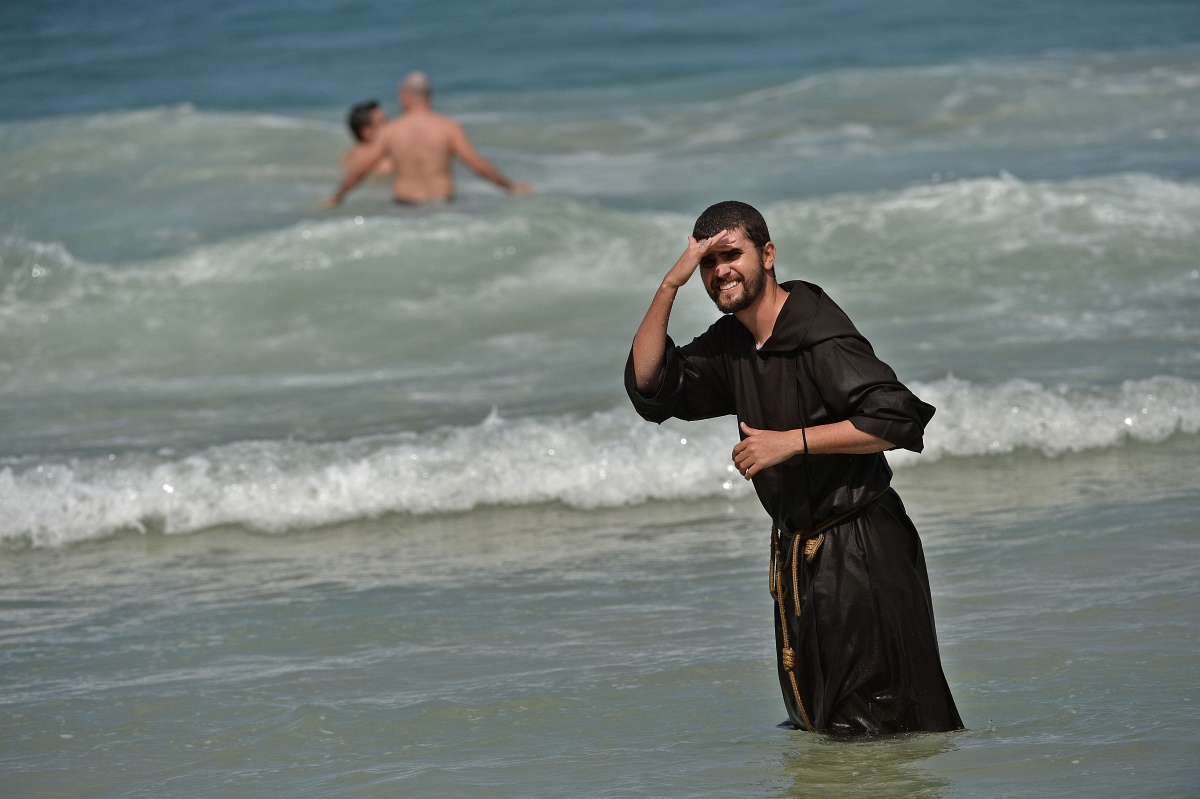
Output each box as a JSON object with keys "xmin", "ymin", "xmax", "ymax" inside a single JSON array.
[
  {"xmin": 2, "ymin": 1, "xmax": 1199, "ymax": 796},
  {"xmin": 3, "ymin": 444, "xmax": 1197, "ymax": 797}
]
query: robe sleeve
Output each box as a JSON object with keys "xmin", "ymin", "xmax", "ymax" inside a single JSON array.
[
  {"xmin": 624, "ymin": 332, "xmax": 736, "ymax": 423},
  {"xmin": 805, "ymin": 335, "xmax": 934, "ymax": 453}
]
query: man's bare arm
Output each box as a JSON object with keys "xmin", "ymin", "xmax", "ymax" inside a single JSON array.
[
  {"xmin": 732, "ymin": 420, "xmax": 892, "ymax": 479},
  {"xmin": 321, "ymin": 140, "xmax": 386, "ymax": 208},
  {"xmin": 630, "ymin": 231, "xmax": 732, "ymax": 395},
  {"xmin": 450, "ymin": 124, "xmax": 531, "ymax": 194}
]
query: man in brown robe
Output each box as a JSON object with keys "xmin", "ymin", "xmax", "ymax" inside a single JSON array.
[{"xmin": 625, "ymin": 200, "xmax": 963, "ymax": 735}]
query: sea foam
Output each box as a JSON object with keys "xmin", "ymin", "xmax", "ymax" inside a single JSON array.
[{"xmin": 3, "ymin": 375, "xmax": 1197, "ymax": 547}]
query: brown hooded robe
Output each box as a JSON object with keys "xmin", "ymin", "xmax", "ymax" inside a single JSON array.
[{"xmin": 625, "ymin": 280, "xmax": 962, "ymax": 735}]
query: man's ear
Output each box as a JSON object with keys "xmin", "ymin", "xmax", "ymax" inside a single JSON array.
[{"xmin": 762, "ymin": 241, "xmax": 777, "ymax": 273}]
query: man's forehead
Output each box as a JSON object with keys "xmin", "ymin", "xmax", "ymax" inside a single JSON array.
[{"xmin": 710, "ymin": 227, "xmax": 752, "ymax": 249}]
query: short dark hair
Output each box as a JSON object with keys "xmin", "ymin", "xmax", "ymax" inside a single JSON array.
[
  {"xmin": 347, "ymin": 100, "xmax": 380, "ymax": 142},
  {"xmin": 692, "ymin": 200, "xmax": 771, "ymax": 250}
]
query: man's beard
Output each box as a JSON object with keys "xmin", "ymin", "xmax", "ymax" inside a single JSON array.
[{"xmin": 707, "ymin": 255, "xmax": 766, "ymax": 314}]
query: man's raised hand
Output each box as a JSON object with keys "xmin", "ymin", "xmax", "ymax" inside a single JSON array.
[
  {"xmin": 662, "ymin": 229, "xmax": 733, "ymax": 290},
  {"xmin": 631, "ymin": 229, "xmax": 732, "ymax": 395}
]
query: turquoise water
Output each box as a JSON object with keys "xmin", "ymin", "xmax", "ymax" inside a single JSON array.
[{"xmin": 2, "ymin": 2, "xmax": 1200, "ymax": 797}]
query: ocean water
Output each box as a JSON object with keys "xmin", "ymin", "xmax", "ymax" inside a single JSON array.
[{"xmin": 2, "ymin": 1, "xmax": 1200, "ymax": 797}]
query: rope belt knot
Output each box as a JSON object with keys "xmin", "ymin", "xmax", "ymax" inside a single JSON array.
[{"xmin": 804, "ymin": 533, "xmax": 825, "ymax": 563}]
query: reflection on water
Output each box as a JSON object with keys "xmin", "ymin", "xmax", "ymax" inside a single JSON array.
[{"xmin": 776, "ymin": 731, "xmax": 958, "ymax": 798}]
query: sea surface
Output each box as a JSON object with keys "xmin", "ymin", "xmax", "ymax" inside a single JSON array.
[{"xmin": 2, "ymin": 1, "xmax": 1200, "ymax": 797}]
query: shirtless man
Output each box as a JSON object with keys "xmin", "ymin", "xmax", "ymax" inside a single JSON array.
[
  {"xmin": 322, "ymin": 72, "xmax": 531, "ymax": 207},
  {"xmin": 341, "ymin": 100, "xmax": 394, "ymax": 178}
]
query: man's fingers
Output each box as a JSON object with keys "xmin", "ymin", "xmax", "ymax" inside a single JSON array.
[
  {"xmin": 732, "ymin": 440, "xmax": 757, "ymax": 479},
  {"xmin": 703, "ymin": 229, "xmax": 734, "ymax": 251},
  {"xmin": 734, "ymin": 460, "xmax": 752, "ymax": 479},
  {"xmin": 692, "ymin": 229, "xmax": 730, "ymax": 254}
]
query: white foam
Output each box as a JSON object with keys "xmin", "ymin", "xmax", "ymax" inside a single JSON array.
[
  {"xmin": 3, "ymin": 375, "xmax": 1198, "ymax": 547},
  {"xmin": 0, "ymin": 409, "xmax": 749, "ymax": 547},
  {"xmin": 0, "ymin": 235, "xmax": 98, "ymax": 334},
  {"xmin": 894, "ymin": 375, "xmax": 1200, "ymax": 465}
]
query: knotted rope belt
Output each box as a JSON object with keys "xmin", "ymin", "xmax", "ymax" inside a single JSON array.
[{"xmin": 768, "ymin": 490, "xmax": 889, "ymax": 732}]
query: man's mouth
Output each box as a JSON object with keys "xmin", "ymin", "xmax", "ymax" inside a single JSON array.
[{"xmin": 716, "ymin": 279, "xmax": 740, "ymax": 293}]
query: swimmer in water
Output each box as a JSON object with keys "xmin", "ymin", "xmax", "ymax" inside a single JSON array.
[
  {"xmin": 339, "ymin": 100, "xmax": 394, "ymax": 180},
  {"xmin": 322, "ymin": 72, "xmax": 531, "ymax": 207}
]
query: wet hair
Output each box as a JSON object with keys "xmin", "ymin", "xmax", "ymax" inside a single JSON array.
[
  {"xmin": 692, "ymin": 200, "xmax": 771, "ymax": 250},
  {"xmin": 347, "ymin": 100, "xmax": 380, "ymax": 142}
]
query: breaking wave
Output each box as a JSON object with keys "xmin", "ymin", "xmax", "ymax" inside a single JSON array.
[{"xmin": 3, "ymin": 375, "xmax": 1197, "ymax": 547}]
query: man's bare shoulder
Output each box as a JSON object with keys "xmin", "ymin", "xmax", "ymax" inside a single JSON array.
[
  {"xmin": 428, "ymin": 113, "xmax": 472, "ymax": 151},
  {"xmin": 383, "ymin": 112, "xmax": 458, "ymax": 141},
  {"xmin": 431, "ymin": 110, "xmax": 463, "ymax": 129},
  {"xmin": 343, "ymin": 142, "xmax": 378, "ymax": 170},
  {"xmin": 389, "ymin": 111, "xmax": 457, "ymax": 129},
  {"xmin": 378, "ymin": 117, "xmax": 408, "ymax": 137},
  {"xmin": 416, "ymin": 111, "xmax": 462, "ymax": 138}
]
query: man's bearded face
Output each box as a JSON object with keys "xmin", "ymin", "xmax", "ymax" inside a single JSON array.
[{"xmin": 703, "ymin": 238, "xmax": 767, "ymax": 314}]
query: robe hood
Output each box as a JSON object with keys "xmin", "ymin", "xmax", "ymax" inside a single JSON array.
[{"xmin": 756, "ymin": 280, "xmax": 860, "ymax": 353}]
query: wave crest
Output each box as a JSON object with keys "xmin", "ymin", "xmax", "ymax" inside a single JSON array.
[{"xmin": 2, "ymin": 375, "xmax": 1198, "ymax": 547}]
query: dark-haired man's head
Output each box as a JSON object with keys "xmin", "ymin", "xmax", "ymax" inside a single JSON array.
[
  {"xmin": 693, "ymin": 201, "xmax": 775, "ymax": 315},
  {"xmin": 348, "ymin": 101, "xmax": 384, "ymax": 143},
  {"xmin": 691, "ymin": 200, "xmax": 771, "ymax": 252}
]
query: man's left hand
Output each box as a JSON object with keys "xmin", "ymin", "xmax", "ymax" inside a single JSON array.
[{"xmin": 732, "ymin": 422, "xmax": 798, "ymax": 480}]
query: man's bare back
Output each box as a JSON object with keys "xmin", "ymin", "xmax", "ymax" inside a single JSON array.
[
  {"xmin": 323, "ymin": 72, "xmax": 530, "ymax": 208},
  {"xmin": 381, "ymin": 109, "xmax": 476, "ymax": 203}
]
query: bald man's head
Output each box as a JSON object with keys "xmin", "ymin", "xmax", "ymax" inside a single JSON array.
[{"xmin": 400, "ymin": 71, "xmax": 431, "ymax": 98}]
